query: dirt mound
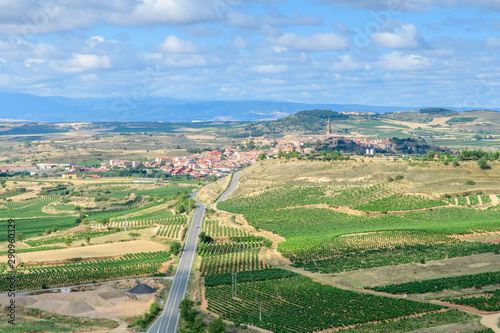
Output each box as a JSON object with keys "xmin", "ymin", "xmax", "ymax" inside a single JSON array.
[
  {"xmin": 96, "ymin": 286, "xmax": 126, "ymax": 300},
  {"xmin": 0, "ymin": 295, "xmax": 36, "ymax": 306},
  {"xmin": 127, "ymin": 284, "xmax": 156, "ymax": 294},
  {"xmin": 35, "ymin": 292, "xmax": 114, "ymax": 308},
  {"xmin": 30, "ymin": 300, "xmax": 65, "ymax": 313},
  {"xmin": 57, "ymin": 301, "xmax": 94, "ymax": 315}
]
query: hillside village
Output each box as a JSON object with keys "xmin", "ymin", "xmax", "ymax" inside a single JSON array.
[{"xmin": 0, "ymin": 129, "xmax": 434, "ymax": 181}]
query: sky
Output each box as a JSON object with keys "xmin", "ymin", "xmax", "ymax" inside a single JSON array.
[{"xmin": 0, "ymin": 0, "xmax": 499, "ymax": 109}]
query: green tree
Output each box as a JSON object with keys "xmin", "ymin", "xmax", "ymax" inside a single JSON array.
[
  {"xmin": 64, "ymin": 237, "xmax": 73, "ymax": 247},
  {"xmin": 179, "ymin": 298, "xmax": 195, "ymax": 323},
  {"xmin": 477, "ymin": 159, "xmax": 489, "ymax": 170},
  {"xmin": 170, "ymin": 241, "xmax": 182, "ymax": 255},
  {"xmin": 198, "ymin": 232, "xmax": 213, "ymax": 243},
  {"xmin": 208, "ymin": 317, "xmax": 226, "ymax": 333},
  {"xmin": 192, "ymin": 316, "xmax": 206, "ymax": 333},
  {"xmin": 74, "ymin": 205, "xmax": 81, "ymax": 211},
  {"xmin": 176, "ymin": 203, "xmax": 186, "ymax": 214}
]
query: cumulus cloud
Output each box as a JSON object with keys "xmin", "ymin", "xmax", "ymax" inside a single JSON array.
[
  {"xmin": 163, "ymin": 54, "xmax": 207, "ymax": 67},
  {"xmin": 486, "ymin": 36, "xmax": 500, "ymax": 48},
  {"xmin": 110, "ymin": 0, "xmax": 217, "ymax": 25},
  {"xmin": 371, "ymin": 22, "xmax": 422, "ymax": 49},
  {"xmin": 331, "ymin": 55, "xmax": 368, "ymax": 71},
  {"xmin": 267, "ymin": 32, "xmax": 349, "ymax": 51},
  {"xmin": 157, "ymin": 35, "xmax": 199, "ymax": 54},
  {"xmin": 252, "ymin": 64, "xmax": 288, "ymax": 73},
  {"xmin": 379, "ymin": 51, "xmax": 432, "ymax": 71},
  {"xmin": 320, "ymin": 0, "xmax": 500, "ymax": 12},
  {"xmin": 52, "ymin": 54, "xmax": 111, "ymax": 73}
]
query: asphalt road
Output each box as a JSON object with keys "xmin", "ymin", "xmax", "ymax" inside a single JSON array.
[
  {"xmin": 148, "ymin": 173, "xmax": 240, "ymax": 333},
  {"xmin": 147, "ymin": 198, "xmax": 205, "ymax": 333},
  {"xmin": 216, "ymin": 171, "xmax": 240, "ymax": 203}
]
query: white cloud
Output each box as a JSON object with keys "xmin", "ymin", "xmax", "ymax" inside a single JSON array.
[
  {"xmin": 486, "ymin": 36, "xmax": 500, "ymax": 48},
  {"xmin": 163, "ymin": 54, "xmax": 207, "ymax": 67},
  {"xmin": 267, "ymin": 32, "xmax": 349, "ymax": 51},
  {"xmin": 53, "ymin": 54, "xmax": 111, "ymax": 73},
  {"xmin": 110, "ymin": 0, "xmax": 217, "ymax": 25},
  {"xmin": 321, "ymin": 0, "xmax": 500, "ymax": 12},
  {"xmin": 233, "ymin": 36, "xmax": 248, "ymax": 49},
  {"xmin": 331, "ymin": 55, "xmax": 367, "ymax": 71},
  {"xmin": 252, "ymin": 64, "xmax": 288, "ymax": 73},
  {"xmin": 158, "ymin": 35, "xmax": 199, "ymax": 54},
  {"xmin": 379, "ymin": 51, "xmax": 432, "ymax": 71},
  {"xmin": 90, "ymin": 35, "xmax": 105, "ymax": 43},
  {"xmin": 371, "ymin": 23, "xmax": 422, "ymax": 49}
]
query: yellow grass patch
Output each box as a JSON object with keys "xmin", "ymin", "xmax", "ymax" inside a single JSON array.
[{"xmin": 15, "ymin": 239, "xmax": 167, "ymax": 262}]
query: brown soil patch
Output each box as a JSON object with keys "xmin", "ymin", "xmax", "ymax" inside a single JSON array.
[
  {"xmin": 13, "ymin": 239, "xmax": 167, "ymax": 262},
  {"xmin": 336, "ymin": 253, "xmax": 500, "ymax": 288}
]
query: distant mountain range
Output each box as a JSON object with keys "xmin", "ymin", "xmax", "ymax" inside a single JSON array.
[{"xmin": 0, "ymin": 91, "xmax": 496, "ymax": 122}]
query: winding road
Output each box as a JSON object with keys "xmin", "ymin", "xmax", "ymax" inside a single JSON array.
[
  {"xmin": 216, "ymin": 171, "xmax": 240, "ymax": 203},
  {"xmin": 148, "ymin": 172, "xmax": 240, "ymax": 333}
]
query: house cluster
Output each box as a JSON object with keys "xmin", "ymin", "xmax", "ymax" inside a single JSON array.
[
  {"xmin": 245, "ymin": 135, "xmax": 393, "ymax": 156},
  {"xmin": 1, "ymin": 130, "xmax": 396, "ymax": 180}
]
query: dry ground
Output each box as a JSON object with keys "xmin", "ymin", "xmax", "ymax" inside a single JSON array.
[
  {"xmin": 196, "ymin": 173, "xmax": 232, "ymax": 205},
  {"xmin": 232, "ymin": 158, "xmax": 500, "ymax": 198},
  {"xmin": 334, "ymin": 253, "xmax": 500, "ymax": 289},
  {"xmin": 6, "ymin": 239, "xmax": 168, "ymax": 262}
]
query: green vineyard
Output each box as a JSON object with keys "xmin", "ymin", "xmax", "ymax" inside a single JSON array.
[
  {"xmin": 205, "ymin": 270, "xmax": 443, "ymax": 333},
  {"xmin": 354, "ymin": 194, "xmax": 447, "ymax": 212},
  {"xmin": 198, "ymin": 241, "xmax": 270, "ymax": 276},
  {"xmin": 202, "ymin": 220, "xmax": 250, "ymax": 238},
  {"xmin": 284, "ymin": 231, "xmax": 499, "ymax": 273},
  {"xmin": 371, "ymin": 270, "xmax": 500, "ymax": 294},
  {"xmin": 156, "ymin": 216, "xmax": 188, "ymax": 239},
  {"xmin": 444, "ymin": 289, "xmax": 500, "ymax": 312},
  {"xmin": 0, "ymin": 251, "xmax": 170, "ymax": 291}
]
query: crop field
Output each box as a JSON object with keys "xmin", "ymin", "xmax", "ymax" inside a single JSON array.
[
  {"xmin": 202, "ymin": 219, "xmax": 250, "ymax": 238},
  {"xmin": 284, "ymin": 231, "xmax": 499, "ymax": 273},
  {"xmin": 354, "ymin": 194, "xmax": 447, "ymax": 212},
  {"xmin": 198, "ymin": 240, "xmax": 270, "ymax": 276},
  {"xmin": 336, "ymin": 310, "xmax": 485, "ymax": 333},
  {"xmin": 219, "ymin": 183, "xmax": 452, "ymax": 213},
  {"xmin": 0, "ymin": 216, "xmax": 78, "ymax": 242},
  {"xmin": 444, "ymin": 289, "xmax": 500, "ymax": 312},
  {"xmin": 371, "ymin": 270, "xmax": 500, "ymax": 294},
  {"xmin": 205, "ymin": 270, "xmax": 444, "ymax": 333},
  {"xmin": 156, "ymin": 216, "xmax": 188, "ymax": 239},
  {"xmin": 0, "ymin": 251, "xmax": 170, "ymax": 291}
]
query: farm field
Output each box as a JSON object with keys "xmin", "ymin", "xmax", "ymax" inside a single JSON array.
[
  {"xmin": 0, "ymin": 179, "xmax": 196, "ymax": 301},
  {"xmin": 7, "ymin": 239, "xmax": 167, "ymax": 262},
  {"xmin": 208, "ymin": 158, "xmax": 500, "ymax": 332},
  {"xmin": 204, "ymin": 269, "xmax": 480, "ymax": 333}
]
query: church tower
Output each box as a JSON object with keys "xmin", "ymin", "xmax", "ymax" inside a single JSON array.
[{"xmin": 326, "ymin": 118, "xmax": 332, "ymax": 136}]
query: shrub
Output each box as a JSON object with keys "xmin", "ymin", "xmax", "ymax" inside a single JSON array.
[
  {"xmin": 477, "ymin": 159, "xmax": 489, "ymax": 170},
  {"xmin": 394, "ymin": 175, "xmax": 404, "ymax": 181},
  {"xmin": 465, "ymin": 180, "xmax": 476, "ymax": 185}
]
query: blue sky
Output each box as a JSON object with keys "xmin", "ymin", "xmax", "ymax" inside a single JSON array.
[{"xmin": 0, "ymin": 0, "xmax": 499, "ymax": 108}]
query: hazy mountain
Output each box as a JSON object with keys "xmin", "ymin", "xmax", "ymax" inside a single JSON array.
[
  {"xmin": 0, "ymin": 92, "xmax": 422, "ymax": 122},
  {"xmin": 0, "ymin": 92, "xmax": 496, "ymax": 122}
]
